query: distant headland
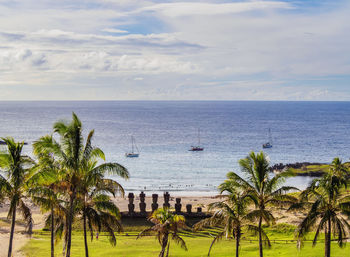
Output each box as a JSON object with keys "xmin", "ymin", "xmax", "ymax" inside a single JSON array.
[{"xmin": 271, "ymin": 162, "xmax": 350, "ymax": 177}]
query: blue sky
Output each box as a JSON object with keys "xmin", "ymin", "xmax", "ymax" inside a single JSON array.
[{"xmin": 0, "ymin": 0, "xmax": 349, "ymax": 100}]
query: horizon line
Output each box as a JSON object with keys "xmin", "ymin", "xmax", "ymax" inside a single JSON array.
[{"xmin": 0, "ymin": 99, "xmax": 349, "ymax": 102}]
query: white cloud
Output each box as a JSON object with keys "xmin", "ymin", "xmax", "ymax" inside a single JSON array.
[
  {"xmin": 102, "ymin": 28, "xmax": 129, "ymax": 34},
  {"xmin": 0, "ymin": 48, "xmax": 48, "ymax": 71},
  {"xmin": 116, "ymin": 54, "xmax": 198, "ymax": 73},
  {"xmin": 0, "ymin": 29, "xmax": 202, "ymax": 53},
  {"xmin": 0, "ymin": 0, "xmax": 349, "ymax": 100},
  {"xmin": 137, "ymin": 1, "xmax": 292, "ymax": 17}
]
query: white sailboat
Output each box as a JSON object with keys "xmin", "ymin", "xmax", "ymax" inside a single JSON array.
[
  {"xmin": 189, "ymin": 128, "xmax": 204, "ymax": 151},
  {"xmin": 262, "ymin": 128, "xmax": 273, "ymax": 149},
  {"xmin": 125, "ymin": 136, "xmax": 139, "ymax": 157}
]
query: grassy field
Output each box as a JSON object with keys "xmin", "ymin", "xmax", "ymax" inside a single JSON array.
[
  {"xmin": 289, "ymin": 164, "xmax": 330, "ymax": 175},
  {"xmin": 289, "ymin": 162, "xmax": 350, "ymax": 176},
  {"xmin": 22, "ymin": 224, "xmax": 350, "ymax": 257}
]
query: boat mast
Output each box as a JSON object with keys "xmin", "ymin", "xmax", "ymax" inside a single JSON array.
[
  {"xmin": 268, "ymin": 128, "xmax": 272, "ymax": 144},
  {"xmin": 131, "ymin": 136, "xmax": 134, "ymax": 153},
  {"xmin": 198, "ymin": 128, "xmax": 201, "ymax": 146}
]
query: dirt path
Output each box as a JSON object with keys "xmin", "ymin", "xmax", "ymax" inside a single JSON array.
[
  {"xmin": 0, "ymin": 233, "xmax": 29, "ymax": 257},
  {"xmin": 0, "ymin": 204, "xmax": 46, "ymax": 257}
]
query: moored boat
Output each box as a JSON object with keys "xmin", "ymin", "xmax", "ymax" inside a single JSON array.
[
  {"xmin": 126, "ymin": 136, "xmax": 139, "ymax": 157},
  {"xmin": 189, "ymin": 128, "xmax": 204, "ymax": 151},
  {"xmin": 262, "ymin": 128, "xmax": 273, "ymax": 148}
]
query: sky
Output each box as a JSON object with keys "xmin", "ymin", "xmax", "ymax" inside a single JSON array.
[{"xmin": 0, "ymin": 0, "xmax": 349, "ymax": 101}]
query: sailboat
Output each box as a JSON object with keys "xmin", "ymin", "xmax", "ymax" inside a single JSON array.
[
  {"xmin": 189, "ymin": 128, "xmax": 204, "ymax": 151},
  {"xmin": 262, "ymin": 128, "xmax": 273, "ymax": 149},
  {"xmin": 125, "ymin": 136, "xmax": 139, "ymax": 157}
]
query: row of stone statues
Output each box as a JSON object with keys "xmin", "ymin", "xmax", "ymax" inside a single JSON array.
[{"xmin": 127, "ymin": 191, "xmax": 202, "ymax": 214}]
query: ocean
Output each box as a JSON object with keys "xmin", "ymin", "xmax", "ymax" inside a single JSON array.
[{"xmin": 0, "ymin": 101, "xmax": 349, "ymax": 195}]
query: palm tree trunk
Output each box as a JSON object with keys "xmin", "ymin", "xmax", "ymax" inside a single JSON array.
[
  {"xmin": 8, "ymin": 205, "xmax": 16, "ymax": 257},
  {"xmin": 165, "ymin": 241, "xmax": 170, "ymax": 257},
  {"xmin": 325, "ymin": 217, "xmax": 331, "ymax": 257},
  {"xmin": 66, "ymin": 190, "xmax": 76, "ymax": 257},
  {"xmin": 83, "ymin": 211, "xmax": 89, "ymax": 257},
  {"xmin": 235, "ymin": 228, "xmax": 241, "ymax": 257},
  {"xmin": 159, "ymin": 233, "xmax": 168, "ymax": 257},
  {"xmin": 51, "ymin": 207, "xmax": 55, "ymax": 257},
  {"xmin": 258, "ymin": 216, "xmax": 263, "ymax": 257},
  {"xmin": 63, "ymin": 216, "xmax": 68, "ymax": 256}
]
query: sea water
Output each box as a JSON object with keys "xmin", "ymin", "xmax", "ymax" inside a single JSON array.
[{"xmin": 0, "ymin": 101, "xmax": 349, "ymax": 195}]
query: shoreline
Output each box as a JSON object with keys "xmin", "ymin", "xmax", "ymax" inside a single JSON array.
[{"xmin": 124, "ymin": 190, "xmax": 220, "ymax": 197}]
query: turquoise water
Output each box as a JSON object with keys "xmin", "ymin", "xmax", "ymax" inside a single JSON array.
[{"xmin": 0, "ymin": 101, "xmax": 349, "ymax": 195}]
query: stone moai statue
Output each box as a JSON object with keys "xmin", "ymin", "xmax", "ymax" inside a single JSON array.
[
  {"xmin": 186, "ymin": 204, "xmax": 192, "ymax": 214},
  {"xmin": 175, "ymin": 198, "xmax": 182, "ymax": 213},
  {"xmin": 128, "ymin": 193, "xmax": 135, "ymax": 214},
  {"xmin": 197, "ymin": 207, "xmax": 202, "ymax": 213},
  {"xmin": 151, "ymin": 194, "xmax": 159, "ymax": 212},
  {"xmin": 139, "ymin": 191, "xmax": 146, "ymax": 213},
  {"xmin": 163, "ymin": 192, "xmax": 170, "ymax": 209}
]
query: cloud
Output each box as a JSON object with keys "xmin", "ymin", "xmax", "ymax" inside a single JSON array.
[
  {"xmin": 0, "ymin": 48, "xmax": 47, "ymax": 71},
  {"xmin": 102, "ymin": 28, "xmax": 129, "ymax": 34},
  {"xmin": 116, "ymin": 54, "xmax": 198, "ymax": 73},
  {"xmin": 0, "ymin": 0, "xmax": 349, "ymax": 100},
  {"xmin": 137, "ymin": 1, "xmax": 293, "ymax": 17},
  {"xmin": 0, "ymin": 29, "xmax": 203, "ymax": 52}
]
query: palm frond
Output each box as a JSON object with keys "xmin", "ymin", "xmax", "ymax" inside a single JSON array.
[
  {"xmin": 7, "ymin": 197, "xmax": 17, "ymax": 219},
  {"xmin": 82, "ymin": 130, "xmax": 95, "ymax": 163},
  {"xmin": 221, "ymin": 172, "xmax": 254, "ymax": 192},
  {"xmin": 247, "ymin": 225, "xmax": 271, "ymax": 247},
  {"xmin": 96, "ymin": 179, "xmax": 125, "ymax": 198},
  {"xmin": 171, "ymin": 233, "xmax": 187, "ymax": 251},
  {"xmin": 91, "ymin": 163, "xmax": 129, "ymax": 179},
  {"xmin": 94, "ymin": 198, "xmax": 121, "ymax": 218},
  {"xmin": 0, "ymin": 174, "xmax": 12, "ymax": 195},
  {"xmin": 137, "ymin": 228, "xmax": 155, "ymax": 239},
  {"xmin": 19, "ymin": 200, "xmax": 33, "ymax": 234},
  {"xmin": 207, "ymin": 231, "xmax": 225, "ymax": 257}
]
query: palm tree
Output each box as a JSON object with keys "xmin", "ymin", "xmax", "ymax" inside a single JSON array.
[
  {"xmin": 292, "ymin": 158, "xmax": 350, "ymax": 257},
  {"xmin": 0, "ymin": 137, "xmax": 35, "ymax": 257},
  {"xmin": 32, "ymin": 135, "xmax": 72, "ymax": 256},
  {"xmin": 138, "ymin": 208, "xmax": 188, "ymax": 257},
  {"xmin": 30, "ymin": 185, "xmax": 66, "ymax": 257},
  {"xmin": 78, "ymin": 160, "xmax": 126, "ymax": 257},
  {"xmin": 329, "ymin": 157, "xmax": 348, "ymax": 178},
  {"xmin": 194, "ymin": 188, "xmax": 250, "ymax": 257},
  {"xmin": 33, "ymin": 113, "xmax": 129, "ymax": 257},
  {"xmin": 27, "ymin": 149, "xmax": 66, "ymax": 257},
  {"xmin": 224, "ymin": 151, "xmax": 297, "ymax": 257}
]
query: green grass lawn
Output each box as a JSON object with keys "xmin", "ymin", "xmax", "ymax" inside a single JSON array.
[{"xmin": 22, "ymin": 225, "xmax": 350, "ymax": 257}]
